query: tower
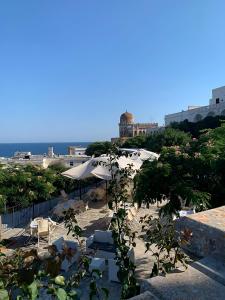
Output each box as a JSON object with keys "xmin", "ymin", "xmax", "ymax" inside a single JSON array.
[
  {"xmin": 119, "ymin": 111, "xmax": 134, "ymax": 137},
  {"xmin": 48, "ymin": 146, "xmax": 54, "ymax": 158}
]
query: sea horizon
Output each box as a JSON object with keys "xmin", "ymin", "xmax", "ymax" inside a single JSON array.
[{"xmin": 0, "ymin": 142, "xmax": 91, "ymax": 158}]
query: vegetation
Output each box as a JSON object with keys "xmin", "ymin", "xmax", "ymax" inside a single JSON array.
[
  {"xmin": 123, "ymin": 128, "xmax": 191, "ymax": 153},
  {"xmin": 134, "ymin": 123, "xmax": 225, "ymax": 215},
  {"xmin": 0, "ymin": 145, "xmax": 140, "ymax": 299},
  {"xmin": 97, "ymin": 145, "xmax": 140, "ymax": 299},
  {"xmin": 86, "ymin": 116, "xmax": 225, "ymax": 158},
  {"xmin": 0, "ymin": 164, "xmax": 98, "ymax": 209},
  {"xmin": 170, "ymin": 115, "xmax": 225, "ymax": 138},
  {"xmin": 85, "ymin": 142, "xmax": 113, "ymax": 157},
  {"xmin": 85, "ymin": 128, "xmax": 191, "ymax": 158},
  {"xmin": 2, "ymin": 117, "xmax": 225, "ymax": 298},
  {"xmin": 0, "ymin": 208, "xmax": 109, "ymax": 300},
  {"xmin": 140, "ymin": 215, "xmax": 191, "ymax": 277},
  {"xmin": 120, "ymin": 135, "xmax": 146, "ymax": 149}
]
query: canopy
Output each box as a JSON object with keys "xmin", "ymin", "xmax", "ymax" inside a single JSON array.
[
  {"xmin": 120, "ymin": 148, "xmax": 159, "ymax": 161},
  {"xmin": 61, "ymin": 155, "xmax": 143, "ymax": 181}
]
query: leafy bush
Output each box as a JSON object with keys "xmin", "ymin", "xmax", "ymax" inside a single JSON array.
[
  {"xmin": 0, "ymin": 164, "xmax": 99, "ymax": 209},
  {"xmin": 140, "ymin": 215, "xmax": 191, "ymax": 277}
]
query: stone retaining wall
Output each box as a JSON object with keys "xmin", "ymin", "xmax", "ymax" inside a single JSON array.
[{"xmin": 176, "ymin": 206, "xmax": 225, "ymax": 257}]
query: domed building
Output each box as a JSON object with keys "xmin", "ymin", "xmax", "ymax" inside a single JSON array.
[
  {"xmin": 120, "ymin": 111, "xmax": 134, "ymax": 125},
  {"xmin": 117, "ymin": 111, "xmax": 158, "ymax": 139}
]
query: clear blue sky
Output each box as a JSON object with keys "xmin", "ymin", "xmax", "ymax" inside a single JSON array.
[{"xmin": 1, "ymin": 0, "xmax": 225, "ymax": 142}]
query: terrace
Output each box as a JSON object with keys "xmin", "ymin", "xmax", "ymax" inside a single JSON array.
[{"xmin": 0, "ymin": 193, "xmax": 163, "ymax": 300}]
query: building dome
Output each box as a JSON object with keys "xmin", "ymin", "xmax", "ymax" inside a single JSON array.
[{"xmin": 120, "ymin": 111, "xmax": 134, "ymax": 124}]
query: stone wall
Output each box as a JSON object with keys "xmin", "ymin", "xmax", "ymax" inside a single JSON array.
[{"xmin": 176, "ymin": 206, "xmax": 225, "ymax": 257}]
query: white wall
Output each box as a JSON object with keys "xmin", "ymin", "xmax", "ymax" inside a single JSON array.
[
  {"xmin": 165, "ymin": 85, "xmax": 225, "ymax": 125},
  {"xmin": 211, "ymin": 86, "xmax": 225, "ymax": 105},
  {"xmin": 165, "ymin": 102, "xmax": 225, "ymax": 125}
]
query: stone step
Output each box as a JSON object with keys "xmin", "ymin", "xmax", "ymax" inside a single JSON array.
[
  {"xmin": 141, "ymin": 256, "xmax": 225, "ymax": 300},
  {"xmin": 191, "ymin": 254, "xmax": 225, "ymax": 286}
]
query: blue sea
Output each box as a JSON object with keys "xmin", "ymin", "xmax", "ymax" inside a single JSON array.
[{"xmin": 0, "ymin": 142, "xmax": 91, "ymax": 158}]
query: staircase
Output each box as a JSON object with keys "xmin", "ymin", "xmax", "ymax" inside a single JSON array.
[
  {"xmin": 140, "ymin": 254, "xmax": 225, "ymax": 300},
  {"xmin": 134, "ymin": 206, "xmax": 225, "ymax": 300}
]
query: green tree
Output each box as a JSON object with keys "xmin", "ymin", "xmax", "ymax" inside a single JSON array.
[
  {"xmin": 145, "ymin": 128, "xmax": 191, "ymax": 153},
  {"xmin": 171, "ymin": 115, "xmax": 225, "ymax": 138},
  {"xmin": 121, "ymin": 128, "xmax": 191, "ymax": 154},
  {"xmin": 134, "ymin": 143, "xmax": 211, "ymax": 215},
  {"xmin": 134, "ymin": 124, "xmax": 225, "ymax": 215},
  {"xmin": 122, "ymin": 135, "xmax": 146, "ymax": 149},
  {"xmin": 85, "ymin": 141, "xmax": 113, "ymax": 157}
]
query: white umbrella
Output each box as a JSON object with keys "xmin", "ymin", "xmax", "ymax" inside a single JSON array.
[
  {"xmin": 61, "ymin": 155, "xmax": 143, "ymax": 181},
  {"xmin": 120, "ymin": 148, "xmax": 159, "ymax": 161},
  {"xmin": 137, "ymin": 149, "xmax": 159, "ymax": 161}
]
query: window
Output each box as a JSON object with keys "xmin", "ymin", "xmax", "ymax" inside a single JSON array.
[
  {"xmin": 70, "ymin": 161, "xmax": 74, "ymax": 166},
  {"xmin": 216, "ymin": 98, "xmax": 220, "ymax": 104}
]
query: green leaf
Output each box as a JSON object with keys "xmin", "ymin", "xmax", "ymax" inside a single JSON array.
[
  {"xmin": 0, "ymin": 281, "xmax": 4, "ymax": 289},
  {"xmin": 55, "ymin": 288, "xmax": 67, "ymax": 300},
  {"xmin": 0, "ymin": 289, "xmax": 9, "ymax": 300},
  {"xmin": 55, "ymin": 275, "xmax": 65, "ymax": 286},
  {"xmin": 67, "ymin": 289, "xmax": 78, "ymax": 300},
  {"xmin": 28, "ymin": 281, "xmax": 39, "ymax": 300}
]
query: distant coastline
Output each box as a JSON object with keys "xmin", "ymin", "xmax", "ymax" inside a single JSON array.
[{"xmin": 0, "ymin": 142, "xmax": 91, "ymax": 158}]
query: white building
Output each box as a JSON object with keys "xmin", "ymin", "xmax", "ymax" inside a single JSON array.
[
  {"xmin": 165, "ymin": 85, "xmax": 225, "ymax": 126},
  {"xmin": 67, "ymin": 146, "xmax": 86, "ymax": 156},
  {"xmin": 0, "ymin": 155, "xmax": 90, "ymax": 169}
]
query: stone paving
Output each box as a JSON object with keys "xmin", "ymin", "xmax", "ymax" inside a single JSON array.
[
  {"xmin": 129, "ymin": 205, "xmax": 160, "ymax": 279},
  {"xmin": 1, "ymin": 201, "xmax": 168, "ymax": 279}
]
